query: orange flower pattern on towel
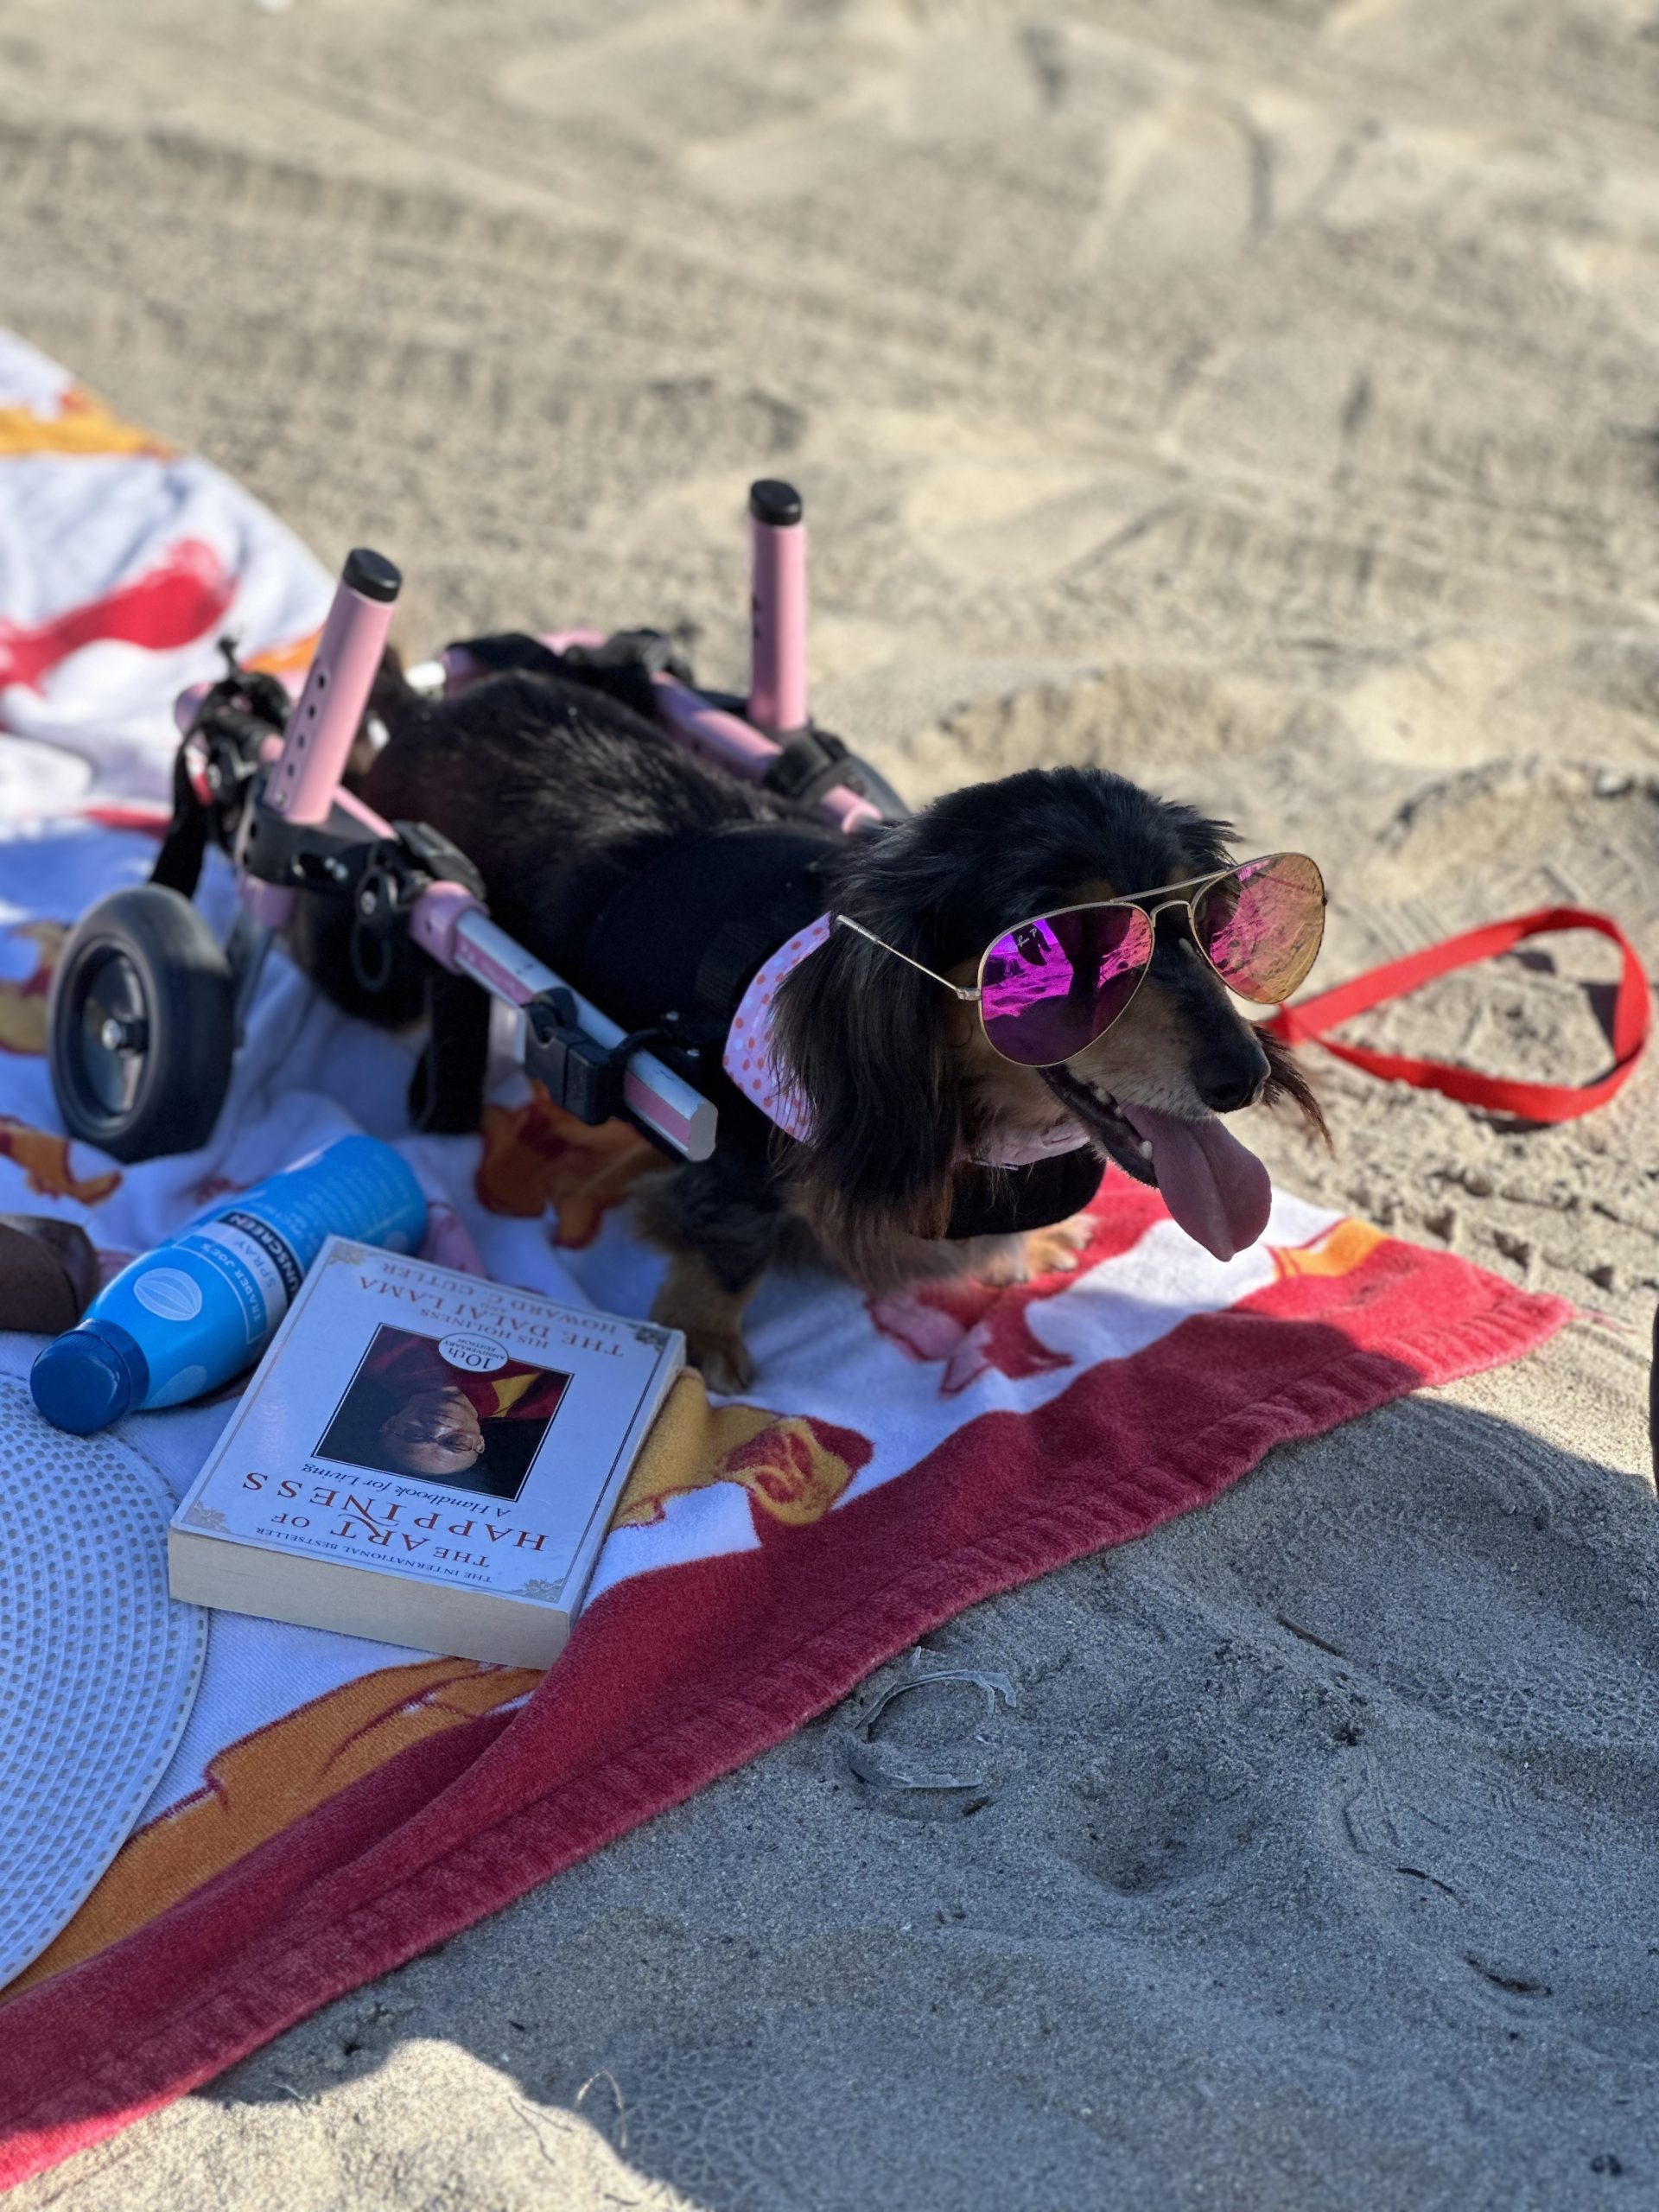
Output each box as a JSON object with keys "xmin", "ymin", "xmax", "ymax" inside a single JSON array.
[
  {"xmin": 0, "ymin": 922, "xmax": 67, "ymax": 1055},
  {"xmin": 10, "ymin": 1658, "xmax": 538, "ymax": 1995},
  {"xmin": 0, "ymin": 1116, "xmax": 118, "ymax": 1205},
  {"xmin": 0, "ymin": 383, "xmax": 174, "ymax": 461},
  {"xmin": 475, "ymin": 1083, "xmax": 658, "ymax": 1248},
  {"xmin": 245, "ymin": 628, "xmax": 321, "ymax": 683},
  {"xmin": 721, "ymin": 1413, "xmax": 872, "ymax": 1530},
  {"xmin": 613, "ymin": 1377, "xmax": 871, "ymax": 1536},
  {"xmin": 1268, "ymin": 1217, "xmax": 1389, "ymax": 1281}
]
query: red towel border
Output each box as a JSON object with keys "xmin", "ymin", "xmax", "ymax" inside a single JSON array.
[{"xmin": 0, "ymin": 1240, "xmax": 1567, "ymax": 2190}]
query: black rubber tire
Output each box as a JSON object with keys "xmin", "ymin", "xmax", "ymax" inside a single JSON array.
[{"xmin": 48, "ymin": 886, "xmax": 235, "ymax": 1164}]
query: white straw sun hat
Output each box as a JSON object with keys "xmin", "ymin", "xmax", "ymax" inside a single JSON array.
[{"xmin": 0, "ymin": 1376, "xmax": 206, "ymax": 1987}]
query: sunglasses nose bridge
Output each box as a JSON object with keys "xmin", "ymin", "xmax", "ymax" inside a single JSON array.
[{"xmin": 1144, "ymin": 895, "xmax": 1200, "ymax": 960}]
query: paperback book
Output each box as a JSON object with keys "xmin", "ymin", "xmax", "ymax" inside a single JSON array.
[{"xmin": 169, "ymin": 1237, "xmax": 684, "ymax": 1666}]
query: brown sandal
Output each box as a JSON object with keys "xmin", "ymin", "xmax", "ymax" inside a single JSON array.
[{"xmin": 0, "ymin": 1216, "xmax": 99, "ymax": 1338}]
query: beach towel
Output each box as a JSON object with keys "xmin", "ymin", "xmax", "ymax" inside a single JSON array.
[{"xmin": 0, "ymin": 330, "xmax": 1569, "ymax": 2188}]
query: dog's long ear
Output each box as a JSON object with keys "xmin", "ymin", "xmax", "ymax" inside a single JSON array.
[
  {"xmin": 772, "ymin": 918, "xmax": 963, "ymax": 1259},
  {"xmin": 1259, "ymin": 1023, "xmax": 1331, "ymax": 1146}
]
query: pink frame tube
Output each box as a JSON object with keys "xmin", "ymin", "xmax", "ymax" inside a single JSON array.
[
  {"xmin": 432, "ymin": 905, "xmax": 715, "ymax": 1162},
  {"xmin": 747, "ymin": 480, "xmax": 809, "ymax": 737},
  {"xmin": 263, "ymin": 550, "xmax": 400, "ymax": 827},
  {"xmin": 654, "ymin": 677, "xmax": 789, "ymax": 782}
]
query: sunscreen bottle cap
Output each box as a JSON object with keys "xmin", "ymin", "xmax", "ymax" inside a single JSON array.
[{"xmin": 30, "ymin": 1323, "xmax": 150, "ymax": 1435}]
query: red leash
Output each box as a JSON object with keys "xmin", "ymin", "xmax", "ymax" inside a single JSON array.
[{"xmin": 1264, "ymin": 906, "xmax": 1650, "ymax": 1125}]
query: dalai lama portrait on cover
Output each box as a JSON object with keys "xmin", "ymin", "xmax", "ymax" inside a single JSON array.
[{"xmin": 319, "ymin": 1325, "xmax": 572, "ymax": 1501}]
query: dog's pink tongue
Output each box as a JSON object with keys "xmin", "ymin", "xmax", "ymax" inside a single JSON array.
[{"xmin": 1120, "ymin": 1104, "xmax": 1272, "ymax": 1262}]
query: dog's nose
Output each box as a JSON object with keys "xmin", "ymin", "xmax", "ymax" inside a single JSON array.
[{"xmin": 1196, "ymin": 1042, "xmax": 1269, "ymax": 1115}]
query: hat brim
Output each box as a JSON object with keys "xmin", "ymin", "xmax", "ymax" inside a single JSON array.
[{"xmin": 0, "ymin": 1377, "xmax": 206, "ymax": 1988}]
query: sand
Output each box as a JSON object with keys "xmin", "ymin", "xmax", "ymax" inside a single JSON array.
[{"xmin": 7, "ymin": 0, "xmax": 1659, "ymax": 2202}]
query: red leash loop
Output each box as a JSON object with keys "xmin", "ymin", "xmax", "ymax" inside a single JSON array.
[{"xmin": 1263, "ymin": 906, "xmax": 1650, "ymax": 1125}]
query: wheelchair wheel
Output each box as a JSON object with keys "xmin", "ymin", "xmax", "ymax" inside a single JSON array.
[{"xmin": 48, "ymin": 886, "xmax": 235, "ymax": 1164}]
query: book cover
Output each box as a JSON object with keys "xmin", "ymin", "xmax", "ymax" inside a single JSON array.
[{"xmin": 168, "ymin": 1237, "xmax": 684, "ymax": 1667}]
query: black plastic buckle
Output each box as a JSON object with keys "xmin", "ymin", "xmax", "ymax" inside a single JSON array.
[
  {"xmin": 523, "ymin": 987, "xmax": 631, "ymax": 1126},
  {"xmin": 393, "ymin": 819, "xmax": 487, "ymax": 901},
  {"xmin": 762, "ymin": 727, "xmax": 865, "ymax": 806}
]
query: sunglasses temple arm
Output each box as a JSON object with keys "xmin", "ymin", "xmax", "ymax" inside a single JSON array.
[{"xmin": 833, "ymin": 915, "xmax": 980, "ymax": 1000}]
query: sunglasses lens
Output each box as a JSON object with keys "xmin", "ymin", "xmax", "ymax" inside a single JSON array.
[
  {"xmin": 1192, "ymin": 853, "xmax": 1325, "ymax": 1003},
  {"xmin": 980, "ymin": 905, "xmax": 1154, "ymax": 1065}
]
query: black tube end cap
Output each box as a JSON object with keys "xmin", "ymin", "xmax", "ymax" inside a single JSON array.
[
  {"xmin": 344, "ymin": 547, "xmax": 402, "ymax": 603},
  {"xmin": 748, "ymin": 480, "xmax": 803, "ymax": 527}
]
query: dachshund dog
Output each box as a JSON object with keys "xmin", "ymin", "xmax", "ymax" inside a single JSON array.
[{"xmin": 353, "ymin": 666, "xmax": 1324, "ymax": 1389}]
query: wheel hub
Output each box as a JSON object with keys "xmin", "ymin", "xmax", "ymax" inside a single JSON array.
[{"xmin": 74, "ymin": 950, "xmax": 149, "ymax": 1118}]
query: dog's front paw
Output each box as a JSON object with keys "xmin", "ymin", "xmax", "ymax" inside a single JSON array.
[
  {"xmin": 1023, "ymin": 1213, "xmax": 1096, "ymax": 1279},
  {"xmin": 682, "ymin": 1325, "xmax": 755, "ymax": 1397},
  {"xmin": 972, "ymin": 1235, "xmax": 1033, "ymax": 1287},
  {"xmin": 968, "ymin": 1215, "xmax": 1095, "ymax": 1287},
  {"xmin": 651, "ymin": 1259, "xmax": 758, "ymax": 1395}
]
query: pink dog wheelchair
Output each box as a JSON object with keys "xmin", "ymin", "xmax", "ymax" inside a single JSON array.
[{"xmin": 48, "ymin": 481, "xmax": 905, "ymax": 1166}]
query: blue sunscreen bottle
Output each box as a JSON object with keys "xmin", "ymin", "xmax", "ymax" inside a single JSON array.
[{"xmin": 30, "ymin": 1135, "xmax": 428, "ymax": 1435}]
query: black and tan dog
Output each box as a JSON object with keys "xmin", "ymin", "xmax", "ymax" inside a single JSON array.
[{"xmin": 355, "ymin": 667, "xmax": 1323, "ymax": 1388}]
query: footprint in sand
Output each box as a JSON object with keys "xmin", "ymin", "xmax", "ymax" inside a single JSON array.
[
  {"xmin": 1058, "ymin": 1660, "xmax": 1268, "ymax": 1902},
  {"xmin": 1066, "ymin": 1752, "xmax": 1262, "ymax": 1898}
]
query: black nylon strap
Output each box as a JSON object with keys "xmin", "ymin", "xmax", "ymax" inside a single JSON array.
[
  {"xmin": 692, "ymin": 908, "xmax": 799, "ymax": 1029},
  {"xmin": 761, "ymin": 728, "xmax": 860, "ymax": 806},
  {"xmin": 149, "ymin": 743, "xmax": 209, "ymax": 899},
  {"xmin": 577, "ymin": 820, "xmax": 838, "ymax": 1043},
  {"xmin": 944, "ymin": 1147, "xmax": 1104, "ymax": 1240}
]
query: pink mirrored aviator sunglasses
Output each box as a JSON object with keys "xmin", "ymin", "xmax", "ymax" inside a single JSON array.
[{"xmin": 836, "ymin": 853, "xmax": 1327, "ymax": 1069}]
